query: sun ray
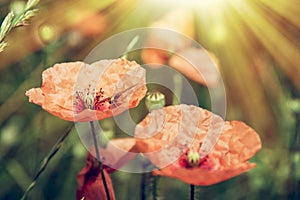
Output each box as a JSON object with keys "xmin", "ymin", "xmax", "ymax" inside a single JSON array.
[
  {"xmin": 221, "ymin": 9, "xmax": 279, "ymax": 141},
  {"xmin": 259, "ymin": 0, "xmax": 300, "ymax": 29},
  {"xmin": 228, "ymin": 0, "xmax": 300, "ymax": 91}
]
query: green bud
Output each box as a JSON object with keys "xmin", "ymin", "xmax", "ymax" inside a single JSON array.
[
  {"xmin": 84, "ymin": 94, "xmax": 94, "ymax": 109},
  {"xmin": 187, "ymin": 151, "xmax": 200, "ymax": 167},
  {"xmin": 145, "ymin": 90, "xmax": 166, "ymax": 111}
]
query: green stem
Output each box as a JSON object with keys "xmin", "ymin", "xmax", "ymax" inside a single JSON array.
[
  {"xmin": 190, "ymin": 184, "xmax": 195, "ymax": 200},
  {"xmin": 20, "ymin": 124, "xmax": 74, "ymax": 200},
  {"xmin": 140, "ymin": 173, "xmax": 147, "ymax": 200},
  {"xmin": 89, "ymin": 121, "xmax": 111, "ymax": 200}
]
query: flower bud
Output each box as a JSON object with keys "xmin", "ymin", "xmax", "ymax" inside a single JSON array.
[{"xmin": 145, "ymin": 90, "xmax": 165, "ymax": 111}]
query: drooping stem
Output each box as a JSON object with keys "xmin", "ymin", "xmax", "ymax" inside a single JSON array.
[
  {"xmin": 190, "ymin": 184, "xmax": 195, "ymax": 200},
  {"xmin": 20, "ymin": 124, "xmax": 74, "ymax": 200},
  {"xmin": 89, "ymin": 121, "xmax": 111, "ymax": 200}
]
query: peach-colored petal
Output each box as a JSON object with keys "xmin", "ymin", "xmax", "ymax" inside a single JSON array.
[
  {"xmin": 135, "ymin": 104, "xmax": 262, "ymax": 185},
  {"xmin": 89, "ymin": 138, "xmax": 138, "ymax": 172},
  {"xmin": 153, "ymin": 162, "xmax": 256, "ymax": 186},
  {"xmin": 135, "ymin": 104, "xmax": 224, "ymax": 168},
  {"xmin": 26, "ymin": 58, "xmax": 147, "ymax": 122},
  {"xmin": 169, "ymin": 47, "xmax": 220, "ymax": 87}
]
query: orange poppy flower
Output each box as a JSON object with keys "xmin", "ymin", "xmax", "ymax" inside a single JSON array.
[
  {"xmin": 141, "ymin": 9, "xmax": 220, "ymax": 87},
  {"xmin": 76, "ymin": 152, "xmax": 116, "ymax": 200},
  {"xmin": 135, "ymin": 104, "xmax": 262, "ymax": 186},
  {"xmin": 141, "ymin": 8, "xmax": 194, "ymax": 67},
  {"xmin": 26, "ymin": 58, "xmax": 147, "ymax": 122}
]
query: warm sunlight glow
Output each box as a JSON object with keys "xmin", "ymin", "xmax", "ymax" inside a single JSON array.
[
  {"xmin": 149, "ymin": 0, "xmax": 227, "ymax": 12},
  {"xmin": 211, "ymin": 23, "xmax": 227, "ymax": 44}
]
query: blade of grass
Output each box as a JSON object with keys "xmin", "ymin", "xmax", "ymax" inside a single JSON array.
[{"xmin": 20, "ymin": 124, "xmax": 74, "ymax": 200}]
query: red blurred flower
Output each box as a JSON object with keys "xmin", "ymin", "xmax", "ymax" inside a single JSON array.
[
  {"xmin": 135, "ymin": 104, "xmax": 262, "ymax": 186},
  {"xmin": 26, "ymin": 58, "xmax": 146, "ymax": 122},
  {"xmin": 76, "ymin": 151, "xmax": 116, "ymax": 200},
  {"xmin": 142, "ymin": 8, "xmax": 194, "ymax": 66},
  {"xmin": 141, "ymin": 9, "xmax": 194, "ymax": 67},
  {"xmin": 73, "ymin": 12, "xmax": 109, "ymax": 37},
  {"xmin": 77, "ymin": 138, "xmax": 138, "ymax": 199}
]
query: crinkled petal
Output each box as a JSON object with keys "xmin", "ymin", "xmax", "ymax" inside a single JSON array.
[{"xmin": 135, "ymin": 104, "xmax": 262, "ymax": 185}]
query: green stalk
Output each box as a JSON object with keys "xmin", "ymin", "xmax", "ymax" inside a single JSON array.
[
  {"xmin": 20, "ymin": 124, "xmax": 74, "ymax": 200},
  {"xmin": 89, "ymin": 121, "xmax": 111, "ymax": 200}
]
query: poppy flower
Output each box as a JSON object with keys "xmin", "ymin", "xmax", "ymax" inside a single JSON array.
[
  {"xmin": 26, "ymin": 58, "xmax": 147, "ymax": 122},
  {"xmin": 77, "ymin": 138, "xmax": 138, "ymax": 199},
  {"xmin": 141, "ymin": 8, "xmax": 194, "ymax": 66},
  {"xmin": 135, "ymin": 104, "xmax": 262, "ymax": 186},
  {"xmin": 141, "ymin": 10, "xmax": 220, "ymax": 86}
]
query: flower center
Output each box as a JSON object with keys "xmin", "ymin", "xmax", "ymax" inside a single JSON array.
[
  {"xmin": 73, "ymin": 85, "xmax": 112, "ymax": 113},
  {"xmin": 187, "ymin": 151, "xmax": 200, "ymax": 167},
  {"xmin": 179, "ymin": 149, "xmax": 209, "ymax": 169},
  {"xmin": 84, "ymin": 93, "xmax": 94, "ymax": 109}
]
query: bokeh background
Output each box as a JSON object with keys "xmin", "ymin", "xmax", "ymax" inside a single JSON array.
[{"xmin": 0, "ymin": 0, "xmax": 300, "ymax": 199}]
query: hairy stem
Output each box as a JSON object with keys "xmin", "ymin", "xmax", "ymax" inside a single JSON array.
[
  {"xmin": 140, "ymin": 173, "xmax": 147, "ymax": 200},
  {"xmin": 90, "ymin": 121, "xmax": 111, "ymax": 200}
]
